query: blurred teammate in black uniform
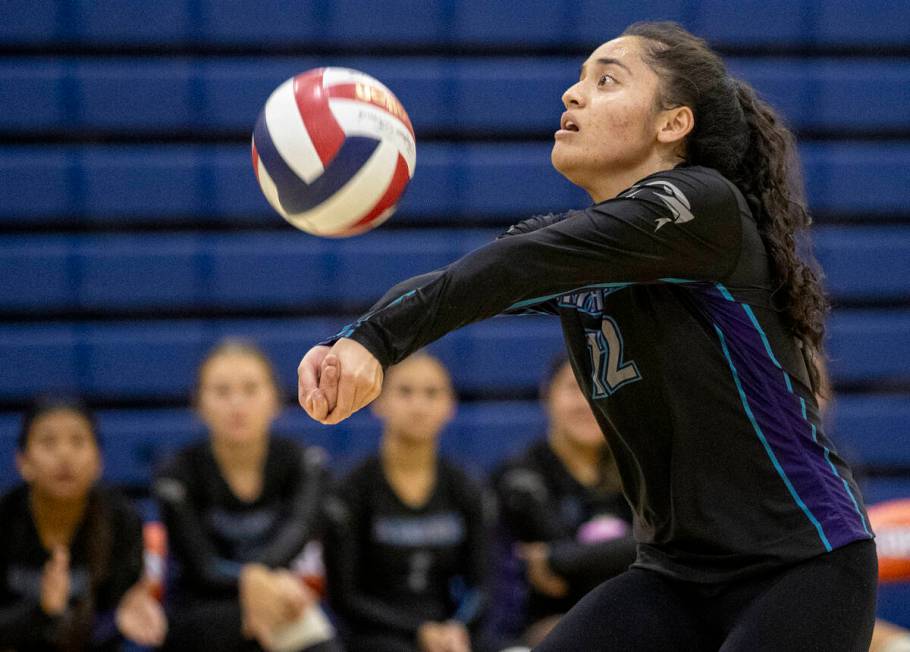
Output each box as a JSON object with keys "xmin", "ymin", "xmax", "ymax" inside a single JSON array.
[
  {"xmin": 155, "ymin": 340, "xmax": 339, "ymax": 652},
  {"xmin": 323, "ymin": 353, "xmax": 488, "ymax": 652},
  {"xmin": 298, "ymin": 21, "xmax": 878, "ymax": 651},
  {"xmin": 0, "ymin": 398, "xmax": 166, "ymax": 651},
  {"xmin": 493, "ymin": 356, "xmax": 635, "ymax": 646}
]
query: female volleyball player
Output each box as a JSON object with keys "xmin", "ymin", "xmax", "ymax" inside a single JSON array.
[
  {"xmin": 0, "ymin": 398, "xmax": 166, "ymax": 651},
  {"xmin": 155, "ymin": 340, "xmax": 339, "ymax": 652},
  {"xmin": 298, "ymin": 22, "xmax": 877, "ymax": 651},
  {"xmin": 322, "ymin": 353, "xmax": 487, "ymax": 652}
]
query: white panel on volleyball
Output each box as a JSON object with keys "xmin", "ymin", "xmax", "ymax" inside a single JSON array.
[
  {"xmin": 329, "ymin": 100, "xmax": 416, "ymax": 176},
  {"xmin": 285, "ymin": 139, "xmax": 399, "ymax": 236},
  {"xmin": 264, "ymin": 79, "xmax": 325, "ymax": 184}
]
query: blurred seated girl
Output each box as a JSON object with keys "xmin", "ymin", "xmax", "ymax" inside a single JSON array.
[
  {"xmin": 323, "ymin": 352, "xmax": 488, "ymax": 652},
  {"xmin": 493, "ymin": 356, "xmax": 636, "ymax": 647},
  {"xmin": 154, "ymin": 340, "xmax": 339, "ymax": 652},
  {"xmin": 0, "ymin": 397, "xmax": 166, "ymax": 651}
]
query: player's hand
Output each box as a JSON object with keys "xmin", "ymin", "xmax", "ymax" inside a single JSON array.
[
  {"xmin": 115, "ymin": 579, "xmax": 168, "ymax": 647},
  {"xmin": 40, "ymin": 546, "xmax": 70, "ymax": 616},
  {"xmin": 298, "ymin": 345, "xmax": 335, "ymax": 420},
  {"xmin": 517, "ymin": 542, "xmax": 568, "ymax": 598},
  {"xmin": 317, "ymin": 338, "xmax": 383, "ymax": 425}
]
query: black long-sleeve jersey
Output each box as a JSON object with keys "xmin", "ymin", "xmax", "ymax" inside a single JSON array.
[
  {"xmin": 494, "ymin": 440, "xmax": 636, "ymax": 621},
  {"xmin": 153, "ymin": 436, "xmax": 328, "ymax": 599},
  {"xmin": 326, "ymin": 165, "xmax": 872, "ymax": 583},
  {"xmin": 322, "ymin": 456, "xmax": 488, "ymax": 649},
  {"xmin": 0, "ymin": 485, "xmax": 143, "ymax": 651}
]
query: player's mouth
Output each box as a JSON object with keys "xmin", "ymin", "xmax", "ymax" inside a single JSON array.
[{"xmin": 556, "ymin": 112, "xmax": 580, "ymax": 138}]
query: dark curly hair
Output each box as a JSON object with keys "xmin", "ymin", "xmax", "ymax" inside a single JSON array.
[{"xmin": 622, "ymin": 21, "xmax": 829, "ymax": 393}]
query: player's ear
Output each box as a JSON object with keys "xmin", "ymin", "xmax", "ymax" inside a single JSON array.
[{"xmin": 656, "ymin": 105, "xmax": 694, "ymax": 146}]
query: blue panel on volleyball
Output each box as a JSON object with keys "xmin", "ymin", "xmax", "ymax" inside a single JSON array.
[{"xmin": 828, "ymin": 396, "xmax": 910, "ymax": 468}]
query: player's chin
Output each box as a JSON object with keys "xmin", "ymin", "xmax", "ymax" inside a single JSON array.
[{"xmin": 550, "ymin": 144, "xmax": 582, "ymax": 185}]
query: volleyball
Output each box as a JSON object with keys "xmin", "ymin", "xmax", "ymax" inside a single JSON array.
[{"xmin": 251, "ymin": 67, "xmax": 416, "ymax": 237}]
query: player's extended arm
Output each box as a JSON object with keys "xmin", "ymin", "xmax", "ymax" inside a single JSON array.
[{"xmin": 301, "ymin": 169, "xmax": 741, "ymax": 423}]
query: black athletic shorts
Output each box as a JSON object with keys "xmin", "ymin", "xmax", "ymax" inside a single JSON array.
[{"xmin": 535, "ymin": 539, "xmax": 878, "ymax": 652}]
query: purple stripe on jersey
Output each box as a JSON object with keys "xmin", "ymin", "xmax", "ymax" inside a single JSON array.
[{"xmin": 698, "ymin": 287, "xmax": 869, "ymax": 549}]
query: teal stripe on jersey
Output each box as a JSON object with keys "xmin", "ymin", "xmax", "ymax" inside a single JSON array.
[
  {"xmin": 507, "ymin": 282, "xmax": 630, "ymax": 311},
  {"xmin": 714, "ymin": 324, "xmax": 833, "ymax": 551}
]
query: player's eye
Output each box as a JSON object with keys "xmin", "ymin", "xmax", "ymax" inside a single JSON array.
[{"xmin": 598, "ymin": 74, "xmax": 616, "ymax": 87}]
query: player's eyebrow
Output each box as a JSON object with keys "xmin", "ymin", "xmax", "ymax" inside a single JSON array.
[{"xmin": 579, "ymin": 57, "xmax": 633, "ymax": 79}]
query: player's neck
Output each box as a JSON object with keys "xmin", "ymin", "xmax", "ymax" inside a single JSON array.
[{"xmin": 586, "ymin": 150, "xmax": 683, "ymax": 203}]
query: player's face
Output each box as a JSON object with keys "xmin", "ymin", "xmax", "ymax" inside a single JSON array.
[
  {"xmin": 17, "ymin": 410, "xmax": 102, "ymax": 501},
  {"xmin": 547, "ymin": 364, "xmax": 604, "ymax": 449},
  {"xmin": 197, "ymin": 352, "xmax": 281, "ymax": 446},
  {"xmin": 373, "ymin": 356, "xmax": 455, "ymax": 444},
  {"xmin": 552, "ymin": 36, "xmax": 663, "ymax": 192}
]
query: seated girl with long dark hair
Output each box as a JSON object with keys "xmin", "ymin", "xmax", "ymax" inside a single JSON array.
[{"xmin": 0, "ymin": 398, "xmax": 166, "ymax": 651}]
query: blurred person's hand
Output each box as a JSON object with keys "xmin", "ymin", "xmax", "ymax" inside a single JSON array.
[
  {"xmin": 242, "ymin": 565, "xmax": 315, "ymax": 649},
  {"xmin": 240, "ymin": 564, "xmax": 286, "ymax": 645},
  {"xmin": 115, "ymin": 579, "xmax": 167, "ymax": 647},
  {"xmin": 417, "ymin": 621, "xmax": 449, "ymax": 652},
  {"xmin": 517, "ymin": 543, "xmax": 568, "ymax": 598},
  {"xmin": 40, "ymin": 546, "xmax": 70, "ymax": 616},
  {"xmin": 439, "ymin": 620, "xmax": 471, "ymax": 652}
]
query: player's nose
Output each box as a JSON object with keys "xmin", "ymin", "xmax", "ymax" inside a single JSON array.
[{"xmin": 562, "ymin": 81, "xmax": 585, "ymax": 109}]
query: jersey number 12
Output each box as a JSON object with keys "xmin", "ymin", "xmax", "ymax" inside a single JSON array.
[{"xmin": 585, "ymin": 317, "xmax": 641, "ymax": 398}]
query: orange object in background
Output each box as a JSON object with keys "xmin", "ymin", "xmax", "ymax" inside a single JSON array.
[
  {"xmin": 143, "ymin": 521, "xmax": 168, "ymax": 601},
  {"xmin": 867, "ymin": 499, "xmax": 910, "ymax": 583}
]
